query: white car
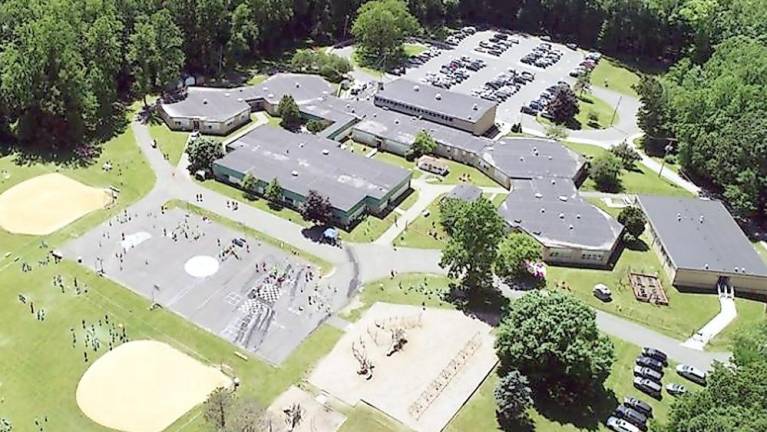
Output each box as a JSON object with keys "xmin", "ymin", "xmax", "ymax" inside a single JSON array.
[
  {"xmin": 676, "ymin": 364, "xmax": 707, "ymax": 385},
  {"xmin": 593, "ymin": 284, "xmax": 612, "ymax": 301},
  {"xmin": 606, "ymin": 416, "xmax": 641, "ymax": 432}
]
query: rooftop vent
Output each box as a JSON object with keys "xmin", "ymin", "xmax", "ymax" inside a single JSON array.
[
  {"xmin": 535, "ymin": 193, "xmax": 543, "ymax": 199},
  {"xmin": 519, "ymin": 156, "xmax": 524, "ymax": 162},
  {"xmin": 346, "ymin": 104, "xmax": 351, "ymax": 109},
  {"xmin": 514, "ymin": 218, "xmax": 522, "ymax": 224},
  {"xmin": 548, "ymin": 155, "xmax": 553, "ymax": 160},
  {"xmin": 569, "ymin": 224, "xmax": 574, "ymax": 230},
  {"xmin": 413, "ymin": 85, "xmax": 420, "ymax": 92},
  {"xmin": 551, "ymin": 179, "xmax": 556, "ymax": 185},
  {"xmin": 559, "ymin": 213, "xmax": 565, "ymax": 219},
  {"xmin": 677, "ymin": 212, "xmax": 682, "ymax": 221},
  {"xmin": 202, "ymin": 99, "xmax": 209, "ymax": 104},
  {"xmin": 291, "ymin": 170, "xmax": 298, "ymax": 176},
  {"xmin": 295, "ymin": 82, "xmax": 301, "ymax": 88},
  {"xmin": 237, "ymin": 98, "xmax": 243, "ymax": 102},
  {"xmin": 540, "ymin": 208, "xmax": 545, "ymax": 213},
  {"xmin": 394, "ymin": 119, "xmax": 400, "ymax": 125},
  {"xmin": 268, "ymin": 93, "xmax": 274, "ymax": 99},
  {"xmin": 224, "ymin": 92, "xmax": 230, "ymax": 97},
  {"xmin": 558, "ymin": 195, "xmax": 568, "ymax": 202},
  {"xmin": 435, "ymin": 93, "xmax": 442, "ymax": 100},
  {"xmin": 322, "ymin": 149, "xmax": 329, "ymax": 155},
  {"xmin": 299, "ymin": 142, "xmax": 304, "ymax": 148},
  {"xmin": 576, "ymin": 214, "xmax": 581, "ymax": 219},
  {"xmin": 699, "ymin": 215, "xmax": 705, "ymax": 223},
  {"xmin": 704, "ymin": 263, "xmax": 709, "ymax": 269},
  {"xmin": 472, "ymin": 103, "xmax": 478, "ymax": 111}
]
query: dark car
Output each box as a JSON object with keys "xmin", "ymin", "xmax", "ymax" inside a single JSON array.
[
  {"xmin": 633, "ymin": 366, "xmax": 663, "ymax": 382},
  {"xmin": 633, "ymin": 377, "xmax": 662, "ymax": 399},
  {"xmin": 642, "ymin": 347, "xmax": 668, "ymax": 365},
  {"xmin": 623, "ymin": 397, "xmax": 653, "ymax": 417},
  {"xmin": 615, "ymin": 405, "xmax": 648, "ymax": 431},
  {"xmin": 232, "ymin": 238, "xmax": 246, "ymax": 247},
  {"xmin": 636, "ymin": 356, "xmax": 664, "ymax": 372},
  {"xmin": 520, "ymin": 105, "xmax": 539, "ymax": 115}
]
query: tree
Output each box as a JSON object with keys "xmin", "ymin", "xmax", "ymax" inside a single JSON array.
[
  {"xmin": 547, "ymin": 85, "xmax": 579, "ymax": 124},
  {"xmin": 203, "ymin": 387, "xmax": 234, "ymax": 430},
  {"xmin": 278, "ymin": 95, "xmax": 302, "ymax": 130},
  {"xmin": 241, "ymin": 173, "xmax": 258, "ymax": 200},
  {"xmin": 544, "ymin": 123, "xmax": 568, "ymax": 140},
  {"xmin": 495, "ymin": 291, "xmax": 614, "ymax": 398},
  {"xmin": 610, "ymin": 141, "xmax": 641, "ymax": 169},
  {"xmin": 187, "ymin": 138, "xmax": 224, "ymax": 173},
  {"xmin": 438, "ymin": 197, "xmax": 468, "ymax": 236},
  {"xmin": 617, "ymin": 206, "xmax": 645, "ymax": 241},
  {"xmin": 495, "ymin": 233, "xmax": 542, "ymax": 280},
  {"xmin": 351, "ymin": 0, "xmax": 420, "ymax": 69},
  {"xmin": 290, "ymin": 49, "xmax": 351, "ymax": 82},
  {"xmin": 226, "ymin": 398, "xmax": 267, "ymax": 432},
  {"xmin": 440, "ymin": 197, "xmax": 506, "ymax": 290},
  {"xmin": 264, "ymin": 178, "xmax": 283, "ymax": 204},
  {"xmin": 494, "ymin": 371, "xmax": 533, "ymax": 428},
  {"xmin": 406, "ymin": 130, "xmax": 437, "ymax": 159},
  {"xmin": 589, "ymin": 152, "xmax": 623, "ymax": 192},
  {"xmin": 299, "ymin": 190, "xmax": 333, "ymax": 225},
  {"xmin": 733, "ymin": 321, "xmax": 767, "ymax": 367},
  {"xmin": 635, "ymin": 75, "xmax": 671, "ymax": 154},
  {"xmin": 573, "ymin": 71, "xmax": 591, "ymax": 96},
  {"xmin": 306, "ymin": 119, "xmax": 326, "ymax": 134},
  {"xmin": 128, "ymin": 11, "xmax": 185, "ymax": 106}
]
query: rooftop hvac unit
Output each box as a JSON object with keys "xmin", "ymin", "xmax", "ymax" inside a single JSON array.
[
  {"xmin": 559, "ymin": 213, "xmax": 565, "ymax": 219},
  {"xmin": 558, "ymin": 195, "xmax": 568, "ymax": 202},
  {"xmin": 472, "ymin": 103, "xmax": 478, "ymax": 111},
  {"xmin": 413, "ymin": 85, "xmax": 420, "ymax": 92},
  {"xmin": 535, "ymin": 193, "xmax": 543, "ymax": 199},
  {"xmin": 224, "ymin": 93, "xmax": 230, "ymax": 97},
  {"xmin": 435, "ymin": 93, "xmax": 442, "ymax": 100},
  {"xmin": 540, "ymin": 208, "xmax": 545, "ymax": 213},
  {"xmin": 322, "ymin": 149, "xmax": 329, "ymax": 155},
  {"xmin": 291, "ymin": 170, "xmax": 298, "ymax": 176},
  {"xmin": 569, "ymin": 224, "xmax": 574, "ymax": 230},
  {"xmin": 295, "ymin": 82, "xmax": 300, "ymax": 88},
  {"xmin": 202, "ymin": 99, "xmax": 208, "ymax": 104}
]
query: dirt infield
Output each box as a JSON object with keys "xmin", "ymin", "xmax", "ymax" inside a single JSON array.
[
  {"xmin": 76, "ymin": 340, "xmax": 231, "ymax": 432},
  {"xmin": 308, "ymin": 303, "xmax": 497, "ymax": 432},
  {"xmin": 0, "ymin": 173, "xmax": 111, "ymax": 235}
]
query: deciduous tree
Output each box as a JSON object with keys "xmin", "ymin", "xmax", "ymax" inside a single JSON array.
[
  {"xmin": 610, "ymin": 140, "xmax": 641, "ymax": 169},
  {"xmin": 300, "ymin": 190, "xmax": 333, "ymax": 225},
  {"xmin": 351, "ymin": 0, "xmax": 420, "ymax": 69},
  {"xmin": 265, "ymin": 178, "xmax": 283, "ymax": 204},
  {"xmin": 589, "ymin": 152, "xmax": 623, "ymax": 192},
  {"xmin": 187, "ymin": 137, "xmax": 223, "ymax": 173},
  {"xmin": 278, "ymin": 95, "xmax": 302, "ymax": 130},
  {"xmin": 547, "ymin": 85, "xmax": 579, "ymax": 124},
  {"xmin": 494, "ymin": 233, "xmax": 542, "ymax": 280},
  {"xmin": 617, "ymin": 206, "xmax": 646, "ymax": 241},
  {"xmin": 406, "ymin": 130, "xmax": 437, "ymax": 160},
  {"xmin": 494, "ymin": 370, "xmax": 533, "ymax": 428}
]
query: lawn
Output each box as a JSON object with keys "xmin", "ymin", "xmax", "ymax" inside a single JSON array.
[
  {"xmin": 370, "ymin": 150, "xmax": 422, "ymax": 179},
  {"xmin": 590, "ymin": 59, "xmax": 641, "ymax": 98},
  {"xmin": 264, "ymin": 112, "xmax": 282, "ymax": 128},
  {"xmin": 351, "ymin": 49, "xmax": 385, "ymax": 78},
  {"xmin": 708, "ymin": 298, "xmax": 766, "ymax": 351},
  {"xmin": 537, "ymin": 94, "xmax": 617, "ymax": 131},
  {"xmin": 403, "ymin": 43, "xmax": 426, "ymax": 57},
  {"xmin": 754, "ymin": 241, "xmax": 767, "ymax": 265},
  {"xmin": 340, "ymin": 273, "xmax": 454, "ymax": 322},
  {"xmin": 148, "ymin": 120, "xmax": 189, "ymax": 166},
  {"xmin": 546, "ymin": 232, "xmax": 721, "ymax": 341},
  {"xmin": 338, "ymin": 403, "xmax": 413, "ymax": 432},
  {"xmin": 562, "ymin": 141, "xmax": 693, "ymax": 197},
  {"xmin": 165, "ymin": 199, "xmax": 333, "ymax": 275},
  {"xmin": 341, "ymin": 139, "xmax": 374, "ymax": 156},
  {"xmin": 446, "ymin": 336, "xmax": 702, "ymax": 432},
  {"xmin": 341, "ymin": 211, "xmax": 397, "ymax": 243},
  {"xmin": 247, "ymin": 74, "xmax": 267, "ymax": 85},
  {"xmin": 439, "ymin": 158, "xmax": 498, "ymax": 187},
  {"xmin": 397, "ymin": 190, "xmax": 419, "ymax": 211},
  {"xmin": 198, "ymin": 178, "xmax": 310, "ymax": 228},
  {"xmin": 393, "ymin": 194, "xmax": 448, "ymax": 249}
]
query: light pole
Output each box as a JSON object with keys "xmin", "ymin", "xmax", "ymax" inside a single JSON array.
[
  {"xmin": 610, "ymin": 95, "xmax": 622, "ymax": 127},
  {"xmin": 657, "ymin": 142, "xmax": 675, "ymax": 178}
]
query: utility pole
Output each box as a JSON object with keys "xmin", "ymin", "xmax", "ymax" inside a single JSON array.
[
  {"xmin": 657, "ymin": 141, "xmax": 675, "ymax": 178},
  {"xmin": 610, "ymin": 95, "xmax": 622, "ymax": 127}
]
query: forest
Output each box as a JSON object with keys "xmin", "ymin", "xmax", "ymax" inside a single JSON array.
[{"xmin": 0, "ymin": 0, "xmax": 765, "ymax": 216}]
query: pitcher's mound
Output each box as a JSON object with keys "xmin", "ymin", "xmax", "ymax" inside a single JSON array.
[
  {"xmin": 0, "ymin": 173, "xmax": 111, "ymax": 235},
  {"xmin": 76, "ymin": 340, "xmax": 231, "ymax": 432}
]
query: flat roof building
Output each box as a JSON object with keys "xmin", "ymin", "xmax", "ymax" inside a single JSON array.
[
  {"xmin": 445, "ymin": 184, "xmax": 483, "ymax": 203},
  {"xmin": 212, "ymin": 127, "xmax": 411, "ymax": 227},
  {"xmin": 374, "ymin": 79, "xmax": 497, "ymax": 135},
  {"xmin": 638, "ymin": 196, "xmax": 767, "ymax": 296}
]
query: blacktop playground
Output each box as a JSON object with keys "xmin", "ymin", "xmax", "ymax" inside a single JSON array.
[{"xmin": 62, "ymin": 207, "xmax": 347, "ymax": 364}]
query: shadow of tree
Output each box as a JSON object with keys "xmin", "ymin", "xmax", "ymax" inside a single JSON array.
[
  {"xmin": 445, "ymin": 282, "xmax": 509, "ymax": 326},
  {"xmin": 624, "ymin": 238, "xmax": 649, "ymax": 252},
  {"xmin": 531, "ymin": 384, "xmax": 619, "ymax": 431}
]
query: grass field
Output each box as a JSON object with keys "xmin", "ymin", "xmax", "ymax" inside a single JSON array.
[
  {"xmin": 590, "ymin": 59, "xmax": 641, "ymax": 98},
  {"xmin": 165, "ymin": 199, "xmax": 333, "ymax": 275},
  {"xmin": 147, "ymin": 121, "xmax": 188, "ymax": 166},
  {"xmin": 341, "ymin": 211, "xmax": 397, "ymax": 243},
  {"xmin": 340, "ymin": 273, "xmax": 454, "ymax": 322},
  {"xmin": 446, "ymin": 336, "xmax": 703, "ymax": 432},
  {"xmin": 708, "ymin": 298, "xmax": 766, "ymax": 351},
  {"xmin": 397, "ymin": 190, "xmax": 419, "ymax": 211},
  {"xmin": 575, "ymin": 94, "xmax": 617, "ymax": 130},
  {"xmin": 755, "ymin": 242, "xmax": 767, "ymax": 264},
  {"xmin": 562, "ymin": 141, "xmax": 693, "ymax": 197},
  {"xmin": 393, "ymin": 194, "xmax": 448, "ymax": 249},
  {"xmin": 338, "ymin": 403, "xmax": 413, "ymax": 432}
]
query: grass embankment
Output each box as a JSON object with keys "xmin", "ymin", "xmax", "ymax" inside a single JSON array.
[
  {"xmin": 590, "ymin": 59, "xmax": 642, "ymax": 98},
  {"xmin": 147, "ymin": 121, "xmax": 188, "ymax": 166}
]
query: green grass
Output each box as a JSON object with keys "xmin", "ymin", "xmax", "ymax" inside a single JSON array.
[
  {"xmin": 575, "ymin": 94, "xmax": 617, "ymax": 130},
  {"xmin": 338, "ymin": 403, "xmax": 413, "ymax": 432},
  {"xmin": 546, "ymin": 233, "xmax": 721, "ymax": 341},
  {"xmin": 708, "ymin": 299, "xmax": 766, "ymax": 351},
  {"xmin": 147, "ymin": 121, "xmax": 188, "ymax": 166},
  {"xmin": 342, "ymin": 139, "xmax": 374, "ymax": 156},
  {"xmin": 590, "ymin": 59, "xmax": 641, "ymax": 98},
  {"xmin": 341, "ymin": 211, "xmax": 397, "ymax": 243},
  {"xmin": 397, "ymin": 190, "xmax": 419, "ymax": 211},
  {"xmin": 165, "ymin": 199, "xmax": 333, "ymax": 275},
  {"xmin": 446, "ymin": 337, "xmax": 701, "ymax": 432},
  {"xmin": 393, "ymin": 194, "xmax": 448, "ymax": 249},
  {"xmin": 264, "ymin": 112, "xmax": 282, "ymax": 128},
  {"xmin": 491, "ymin": 192, "xmax": 508, "ymax": 207},
  {"xmin": 562, "ymin": 141, "xmax": 693, "ymax": 197},
  {"xmin": 403, "ymin": 43, "xmax": 426, "ymax": 57},
  {"xmin": 340, "ymin": 273, "xmax": 454, "ymax": 322},
  {"xmin": 370, "ymin": 150, "xmax": 422, "ymax": 179},
  {"xmin": 754, "ymin": 241, "xmax": 767, "ymax": 265},
  {"xmin": 197, "ymin": 179, "xmax": 311, "ymax": 228},
  {"xmin": 246, "ymin": 74, "xmax": 267, "ymax": 85},
  {"xmin": 439, "ymin": 159, "xmax": 498, "ymax": 187},
  {"xmin": 351, "ymin": 49, "xmax": 384, "ymax": 78}
]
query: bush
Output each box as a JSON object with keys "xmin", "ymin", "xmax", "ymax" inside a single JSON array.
[
  {"xmin": 590, "ymin": 152, "xmax": 623, "ymax": 192},
  {"xmin": 289, "ymin": 49, "xmax": 351, "ymax": 83},
  {"xmin": 306, "ymin": 119, "xmax": 327, "ymax": 134},
  {"xmin": 664, "ymin": 153, "xmax": 677, "ymax": 165}
]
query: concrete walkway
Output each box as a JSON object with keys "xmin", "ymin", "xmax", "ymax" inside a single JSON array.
[{"xmin": 683, "ymin": 294, "xmax": 737, "ymax": 351}]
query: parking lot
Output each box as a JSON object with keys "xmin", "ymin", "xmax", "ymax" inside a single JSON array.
[{"xmin": 402, "ymin": 30, "xmax": 588, "ymax": 126}]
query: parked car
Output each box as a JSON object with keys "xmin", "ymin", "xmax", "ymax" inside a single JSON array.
[
  {"xmin": 666, "ymin": 383, "xmax": 687, "ymax": 396},
  {"xmin": 606, "ymin": 416, "xmax": 641, "ymax": 432},
  {"xmin": 633, "ymin": 377, "xmax": 662, "ymax": 398},
  {"xmin": 636, "ymin": 356, "xmax": 664, "ymax": 372},
  {"xmin": 633, "ymin": 366, "xmax": 663, "ymax": 382},
  {"xmin": 566, "ymin": 42, "xmax": 578, "ymax": 50},
  {"xmin": 521, "ymin": 105, "xmax": 539, "ymax": 115},
  {"xmin": 676, "ymin": 364, "xmax": 707, "ymax": 385},
  {"xmin": 641, "ymin": 347, "xmax": 668, "ymax": 365},
  {"xmin": 623, "ymin": 397, "xmax": 653, "ymax": 417},
  {"xmin": 614, "ymin": 406, "xmax": 648, "ymax": 431}
]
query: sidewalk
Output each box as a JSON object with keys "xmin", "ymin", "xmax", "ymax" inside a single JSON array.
[{"xmin": 682, "ymin": 296, "xmax": 737, "ymax": 351}]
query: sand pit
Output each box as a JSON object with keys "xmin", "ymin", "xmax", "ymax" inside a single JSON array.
[
  {"xmin": 308, "ymin": 303, "xmax": 498, "ymax": 432},
  {"xmin": 76, "ymin": 340, "xmax": 231, "ymax": 432},
  {"xmin": 265, "ymin": 386, "xmax": 346, "ymax": 432},
  {"xmin": 0, "ymin": 173, "xmax": 111, "ymax": 235}
]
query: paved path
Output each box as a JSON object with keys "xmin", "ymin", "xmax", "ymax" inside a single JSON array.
[
  {"xmin": 683, "ymin": 293, "xmax": 737, "ymax": 351},
  {"xmin": 118, "ymin": 104, "xmax": 735, "ymax": 369}
]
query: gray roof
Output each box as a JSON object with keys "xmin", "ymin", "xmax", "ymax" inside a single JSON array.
[
  {"xmin": 215, "ymin": 126, "xmax": 411, "ymax": 212},
  {"xmin": 353, "ymin": 108, "xmax": 488, "ymax": 154},
  {"xmin": 638, "ymin": 196, "xmax": 767, "ymax": 277},
  {"xmin": 251, "ymin": 73, "xmax": 335, "ymax": 105},
  {"xmin": 161, "ymin": 87, "xmax": 251, "ymax": 122},
  {"xmin": 481, "ymin": 138, "xmax": 585, "ymax": 180},
  {"xmin": 499, "ymin": 178, "xmax": 624, "ymax": 250},
  {"xmin": 375, "ymin": 79, "xmax": 496, "ymax": 123},
  {"xmin": 446, "ymin": 184, "xmax": 483, "ymax": 203}
]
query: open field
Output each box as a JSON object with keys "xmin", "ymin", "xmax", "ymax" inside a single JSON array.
[
  {"xmin": 341, "ymin": 211, "xmax": 397, "ymax": 243},
  {"xmin": 148, "ymin": 121, "xmax": 188, "ymax": 166},
  {"xmin": 562, "ymin": 141, "xmax": 693, "ymax": 197},
  {"xmin": 338, "ymin": 403, "xmax": 412, "ymax": 432},
  {"xmin": 393, "ymin": 194, "xmax": 448, "ymax": 249},
  {"xmin": 446, "ymin": 336, "xmax": 703, "ymax": 432},
  {"xmin": 403, "ymin": 43, "xmax": 426, "ymax": 57},
  {"xmin": 708, "ymin": 298, "xmax": 766, "ymax": 351},
  {"xmin": 538, "ymin": 94, "xmax": 617, "ymax": 131},
  {"xmin": 590, "ymin": 58, "xmax": 641, "ymax": 98}
]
